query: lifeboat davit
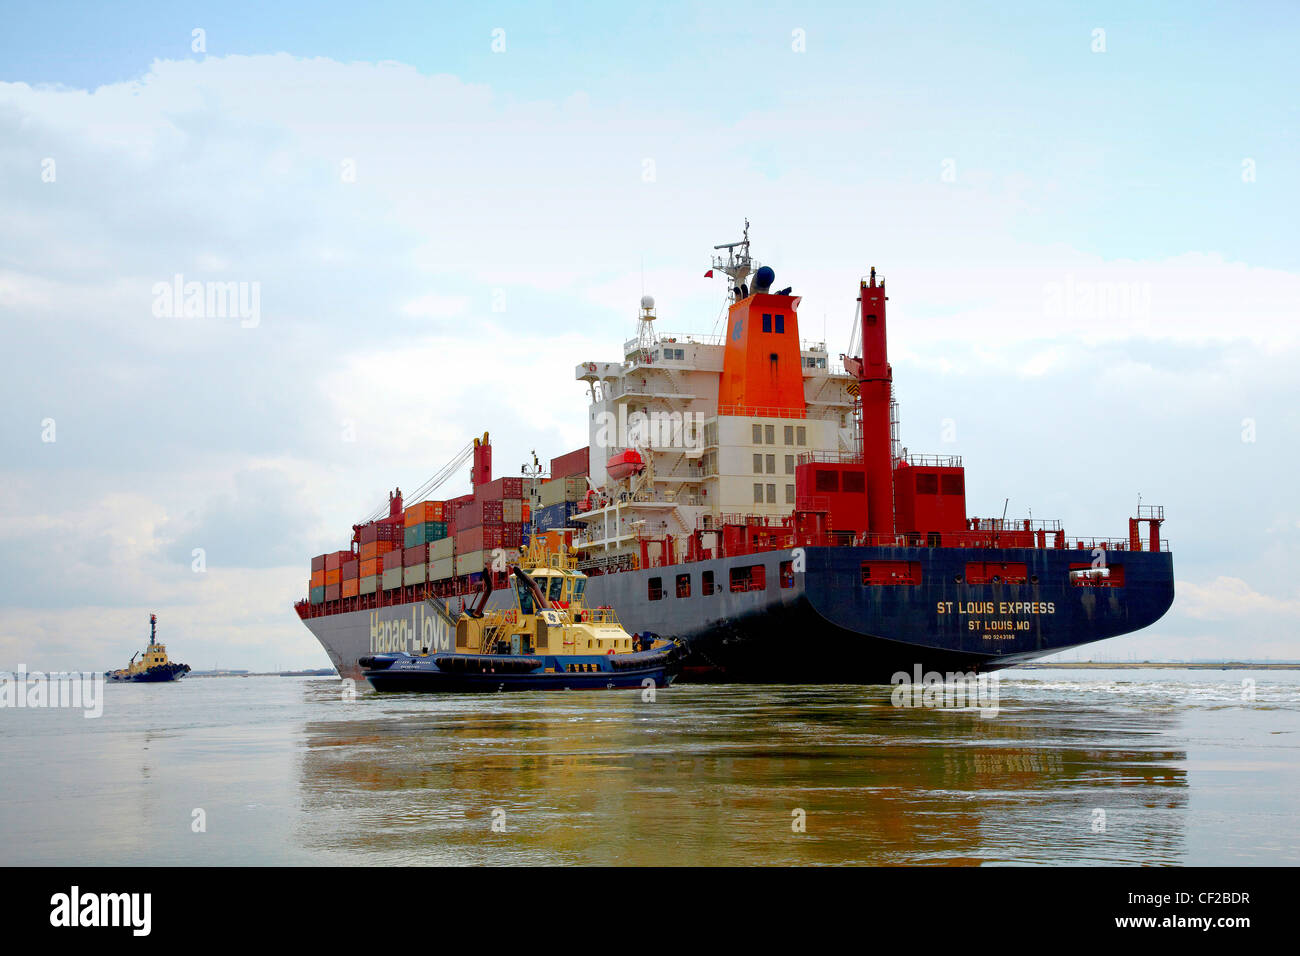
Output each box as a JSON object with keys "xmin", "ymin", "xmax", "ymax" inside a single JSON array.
[{"xmin": 606, "ymin": 449, "xmax": 645, "ymax": 480}]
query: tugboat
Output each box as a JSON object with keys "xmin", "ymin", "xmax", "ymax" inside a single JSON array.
[
  {"xmin": 105, "ymin": 614, "xmax": 191, "ymax": 683},
  {"xmin": 360, "ymin": 539, "xmax": 682, "ymax": 692}
]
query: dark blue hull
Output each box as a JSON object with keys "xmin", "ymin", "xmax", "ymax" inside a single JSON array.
[
  {"xmin": 362, "ymin": 650, "xmax": 678, "ymax": 693},
  {"xmin": 107, "ymin": 664, "xmax": 189, "ymax": 683},
  {"xmin": 578, "ymin": 545, "xmax": 1175, "ymax": 683}
]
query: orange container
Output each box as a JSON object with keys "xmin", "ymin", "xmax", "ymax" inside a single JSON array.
[
  {"xmin": 310, "ymin": 569, "xmax": 326, "ymax": 588},
  {"xmin": 341, "ymin": 578, "xmax": 359, "ymax": 598},
  {"xmin": 361, "ymin": 557, "xmax": 381, "ymax": 578},
  {"xmin": 360, "ymin": 541, "xmax": 377, "ymax": 561},
  {"xmin": 405, "ymin": 501, "xmax": 445, "ymax": 526},
  {"xmin": 324, "ymin": 568, "xmax": 341, "ymax": 586},
  {"xmin": 522, "ymin": 503, "xmax": 530, "ymax": 522}
]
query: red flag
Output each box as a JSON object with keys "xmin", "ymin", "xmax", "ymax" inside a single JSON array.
[{"xmin": 703, "ymin": 270, "xmax": 714, "ymax": 278}]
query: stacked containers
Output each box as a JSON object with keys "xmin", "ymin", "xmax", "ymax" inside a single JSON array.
[
  {"xmin": 324, "ymin": 550, "xmax": 349, "ymax": 602},
  {"xmin": 537, "ymin": 476, "xmax": 586, "ymax": 509},
  {"xmin": 310, "ymin": 554, "xmax": 327, "ymax": 604},
  {"xmin": 403, "ymin": 543, "xmax": 428, "ymax": 586},
  {"xmin": 428, "ymin": 536, "xmax": 454, "ymax": 582},
  {"xmin": 404, "ymin": 500, "xmax": 449, "ymax": 549},
  {"xmin": 342, "ymin": 557, "xmax": 360, "ymax": 598},
  {"xmin": 359, "ymin": 522, "xmax": 399, "ymax": 595},
  {"xmin": 533, "ymin": 500, "xmax": 578, "ymax": 532},
  {"xmin": 381, "ymin": 546, "xmax": 404, "ymax": 591}
]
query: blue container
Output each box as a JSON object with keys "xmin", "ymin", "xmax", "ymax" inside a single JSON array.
[
  {"xmin": 533, "ymin": 502, "xmax": 576, "ymax": 533},
  {"xmin": 310, "ymin": 586, "xmax": 326, "ymax": 605}
]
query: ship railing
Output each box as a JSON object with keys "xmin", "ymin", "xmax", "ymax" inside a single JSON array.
[
  {"xmin": 796, "ymin": 451, "xmax": 863, "ymax": 465},
  {"xmin": 900, "ymin": 454, "xmax": 963, "ymax": 468},
  {"xmin": 574, "ymin": 605, "xmax": 621, "ymax": 627},
  {"xmin": 717, "ymin": 404, "xmax": 808, "ymax": 420}
]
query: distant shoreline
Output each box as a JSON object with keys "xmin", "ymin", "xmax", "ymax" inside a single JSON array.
[{"xmin": 1019, "ymin": 661, "xmax": 1300, "ymax": 670}]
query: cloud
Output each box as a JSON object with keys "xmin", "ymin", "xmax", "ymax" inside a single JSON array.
[{"xmin": 1, "ymin": 52, "xmax": 1297, "ymax": 671}]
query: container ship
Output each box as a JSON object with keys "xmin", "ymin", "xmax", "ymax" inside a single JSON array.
[{"xmin": 296, "ymin": 225, "xmax": 1175, "ymax": 682}]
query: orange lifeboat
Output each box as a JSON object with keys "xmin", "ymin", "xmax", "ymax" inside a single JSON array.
[{"xmin": 606, "ymin": 449, "xmax": 645, "ymax": 480}]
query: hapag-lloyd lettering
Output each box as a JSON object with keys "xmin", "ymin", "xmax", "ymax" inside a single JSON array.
[{"xmin": 369, "ymin": 605, "xmax": 451, "ymax": 654}]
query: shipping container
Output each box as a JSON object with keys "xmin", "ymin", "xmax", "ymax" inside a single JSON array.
[
  {"xmin": 360, "ymin": 557, "xmax": 382, "ymax": 578},
  {"xmin": 310, "ymin": 569, "xmax": 326, "ymax": 588},
  {"xmin": 403, "ymin": 564, "xmax": 426, "ymax": 587},
  {"xmin": 550, "ymin": 446, "xmax": 590, "ymax": 480},
  {"xmin": 359, "ymin": 520, "xmax": 404, "ymax": 545},
  {"xmin": 533, "ymin": 500, "xmax": 578, "ymax": 532},
  {"xmin": 325, "ymin": 583, "xmax": 341, "ymax": 601},
  {"xmin": 457, "ymin": 550, "xmax": 487, "ymax": 576},
  {"xmin": 538, "ymin": 476, "xmax": 585, "ymax": 509},
  {"xmin": 341, "ymin": 578, "xmax": 359, "ymax": 599},
  {"xmin": 403, "ymin": 544, "xmax": 428, "ymax": 567},
  {"xmin": 455, "ymin": 524, "xmax": 508, "ymax": 553},
  {"xmin": 404, "ymin": 500, "xmax": 445, "ymax": 526},
  {"xmin": 502, "ymin": 499, "xmax": 524, "ymax": 523},
  {"xmin": 382, "ymin": 566, "xmax": 404, "ymax": 591},
  {"xmin": 324, "ymin": 550, "xmax": 351, "ymax": 570},
  {"xmin": 360, "ymin": 574, "xmax": 379, "ymax": 596},
  {"xmin": 478, "ymin": 476, "xmax": 524, "ymax": 501},
  {"xmin": 455, "ymin": 498, "xmax": 503, "ymax": 528},
  {"xmin": 311, "ymin": 554, "xmax": 327, "ymax": 573},
  {"xmin": 342, "ymin": 559, "xmax": 359, "ymax": 580},
  {"xmin": 382, "ymin": 549, "xmax": 405, "ymax": 572},
  {"xmin": 310, "ymin": 586, "xmax": 326, "ymax": 605},
  {"xmin": 404, "ymin": 521, "xmax": 448, "ymax": 548},
  {"xmin": 429, "ymin": 557, "xmax": 453, "ymax": 581},
  {"xmin": 429, "ymin": 537, "xmax": 454, "ymax": 561},
  {"xmin": 324, "ymin": 567, "xmax": 341, "ymax": 586},
  {"xmin": 359, "ymin": 539, "xmax": 398, "ymax": 561}
]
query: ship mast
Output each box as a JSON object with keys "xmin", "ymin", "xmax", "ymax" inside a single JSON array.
[{"xmin": 711, "ymin": 218, "xmax": 759, "ymax": 303}]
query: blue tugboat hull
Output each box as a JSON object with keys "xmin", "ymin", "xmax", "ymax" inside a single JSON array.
[{"xmin": 362, "ymin": 651, "xmax": 677, "ymax": 693}]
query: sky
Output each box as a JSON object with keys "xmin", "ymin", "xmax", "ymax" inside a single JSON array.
[{"xmin": 1, "ymin": 1, "xmax": 1297, "ymax": 671}]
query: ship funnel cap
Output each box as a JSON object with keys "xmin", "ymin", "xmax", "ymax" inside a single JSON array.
[{"xmin": 753, "ymin": 266, "xmax": 775, "ymax": 294}]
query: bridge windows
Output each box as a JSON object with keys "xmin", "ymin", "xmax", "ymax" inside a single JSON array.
[{"xmin": 648, "ymin": 577, "xmax": 663, "ymax": 601}]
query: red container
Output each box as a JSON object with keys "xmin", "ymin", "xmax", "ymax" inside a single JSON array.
[
  {"xmin": 341, "ymin": 559, "xmax": 359, "ymax": 580},
  {"xmin": 551, "ymin": 446, "xmax": 590, "ymax": 479},
  {"xmin": 382, "ymin": 549, "xmax": 405, "ymax": 572},
  {"xmin": 403, "ymin": 544, "xmax": 428, "ymax": 567},
  {"xmin": 455, "ymin": 525, "xmax": 507, "ymax": 553},
  {"xmin": 311, "ymin": 554, "xmax": 327, "ymax": 572},
  {"xmin": 501, "ymin": 523, "xmax": 523, "ymax": 549},
  {"xmin": 359, "ymin": 520, "xmax": 405, "ymax": 545},
  {"xmin": 478, "ymin": 477, "xmax": 524, "ymax": 501},
  {"xmin": 458, "ymin": 498, "xmax": 504, "ymax": 527},
  {"xmin": 325, "ymin": 583, "xmax": 341, "ymax": 601},
  {"xmin": 324, "ymin": 550, "xmax": 351, "ymax": 570}
]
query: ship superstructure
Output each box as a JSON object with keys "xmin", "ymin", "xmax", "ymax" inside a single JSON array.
[{"xmin": 295, "ymin": 226, "xmax": 1175, "ymax": 682}]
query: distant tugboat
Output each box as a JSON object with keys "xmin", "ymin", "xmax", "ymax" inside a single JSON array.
[{"xmin": 105, "ymin": 614, "xmax": 190, "ymax": 683}]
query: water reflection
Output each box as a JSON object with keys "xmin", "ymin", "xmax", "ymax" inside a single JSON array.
[{"xmin": 297, "ymin": 682, "xmax": 1187, "ymax": 865}]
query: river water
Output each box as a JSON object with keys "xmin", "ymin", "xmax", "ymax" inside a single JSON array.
[{"xmin": 2, "ymin": 668, "xmax": 1297, "ymax": 865}]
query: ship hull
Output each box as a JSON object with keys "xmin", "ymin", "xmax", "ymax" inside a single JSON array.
[
  {"xmin": 107, "ymin": 665, "xmax": 189, "ymax": 683},
  {"xmin": 302, "ymin": 545, "xmax": 1174, "ymax": 683}
]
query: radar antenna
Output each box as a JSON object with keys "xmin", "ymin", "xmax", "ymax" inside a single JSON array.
[{"xmin": 710, "ymin": 218, "xmax": 759, "ymax": 303}]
